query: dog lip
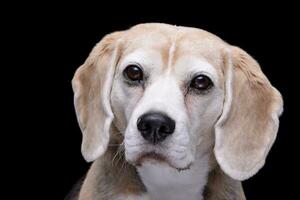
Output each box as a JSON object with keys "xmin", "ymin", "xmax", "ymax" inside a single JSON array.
[
  {"xmin": 134, "ymin": 152, "xmax": 191, "ymax": 171},
  {"xmin": 136, "ymin": 152, "xmax": 166, "ymax": 163}
]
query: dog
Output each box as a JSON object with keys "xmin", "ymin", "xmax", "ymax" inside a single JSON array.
[{"xmin": 69, "ymin": 23, "xmax": 283, "ymax": 200}]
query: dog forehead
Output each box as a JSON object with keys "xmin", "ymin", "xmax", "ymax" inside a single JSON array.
[{"xmin": 121, "ymin": 23, "xmax": 226, "ymax": 75}]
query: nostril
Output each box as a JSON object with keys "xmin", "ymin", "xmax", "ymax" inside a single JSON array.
[
  {"xmin": 160, "ymin": 116, "xmax": 175, "ymax": 134},
  {"xmin": 137, "ymin": 112, "xmax": 176, "ymax": 144},
  {"xmin": 141, "ymin": 123, "xmax": 150, "ymax": 131},
  {"xmin": 137, "ymin": 117, "xmax": 150, "ymax": 131},
  {"xmin": 159, "ymin": 124, "xmax": 171, "ymax": 134}
]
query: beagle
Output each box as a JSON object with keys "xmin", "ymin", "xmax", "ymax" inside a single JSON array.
[{"xmin": 69, "ymin": 23, "xmax": 283, "ymax": 200}]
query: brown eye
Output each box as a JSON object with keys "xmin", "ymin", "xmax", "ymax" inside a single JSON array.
[
  {"xmin": 190, "ymin": 74, "xmax": 213, "ymax": 91},
  {"xmin": 123, "ymin": 65, "xmax": 143, "ymax": 82}
]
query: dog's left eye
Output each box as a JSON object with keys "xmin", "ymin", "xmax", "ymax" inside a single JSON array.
[
  {"xmin": 190, "ymin": 74, "xmax": 213, "ymax": 91},
  {"xmin": 123, "ymin": 65, "xmax": 144, "ymax": 82}
]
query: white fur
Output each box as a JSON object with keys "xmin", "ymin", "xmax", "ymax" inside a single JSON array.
[
  {"xmin": 124, "ymin": 75, "xmax": 194, "ymax": 169},
  {"xmin": 137, "ymin": 154, "xmax": 210, "ymax": 200}
]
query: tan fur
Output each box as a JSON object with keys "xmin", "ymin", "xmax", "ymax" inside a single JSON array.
[
  {"xmin": 78, "ymin": 125, "xmax": 146, "ymax": 200},
  {"xmin": 214, "ymin": 46, "xmax": 283, "ymax": 180},
  {"xmin": 204, "ymin": 167, "xmax": 246, "ymax": 200},
  {"xmin": 72, "ymin": 31, "xmax": 124, "ymax": 162},
  {"xmin": 71, "ymin": 23, "xmax": 283, "ymax": 200}
]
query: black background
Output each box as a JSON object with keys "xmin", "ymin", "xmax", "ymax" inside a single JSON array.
[{"xmin": 8, "ymin": 3, "xmax": 298, "ymax": 200}]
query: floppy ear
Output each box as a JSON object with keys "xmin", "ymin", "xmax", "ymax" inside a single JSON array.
[
  {"xmin": 72, "ymin": 32, "xmax": 123, "ymax": 162},
  {"xmin": 214, "ymin": 46, "xmax": 283, "ymax": 181}
]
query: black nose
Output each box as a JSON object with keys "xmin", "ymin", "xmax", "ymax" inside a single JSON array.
[{"xmin": 137, "ymin": 112, "xmax": 175, "ymax": 144}]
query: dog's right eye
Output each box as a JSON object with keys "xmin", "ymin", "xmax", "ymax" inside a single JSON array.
[{"xmin": 123, "ymin": 65, "xmax": 144, "ymax": 82}]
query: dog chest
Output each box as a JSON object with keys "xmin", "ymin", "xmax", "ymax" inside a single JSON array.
[{"xmin": 137, "ymin": 157, "xmax": 209, "ymax": 200}]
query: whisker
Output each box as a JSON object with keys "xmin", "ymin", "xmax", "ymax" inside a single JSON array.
[
  {"xmin": 112, "ymin": 147, "xmax": 122, "ymax": 166},
  {"xmin": 117, "ymin": 149, "xmax": 127, "ymax": 176},
  {"xmin": 111, "ymin": 143, "xmax": 125, "ymax": 167}
]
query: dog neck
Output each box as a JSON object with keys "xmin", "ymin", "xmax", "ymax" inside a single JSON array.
[
  {"xmin": 137, "ymin": 154, "xmax": 210, "ymax": 200},
  {"xmin": 77, "ymin": 143, "xmax": 246, "ymax": 200}
]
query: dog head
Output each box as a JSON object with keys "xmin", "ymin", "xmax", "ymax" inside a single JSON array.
[{"xmin": 72, "ymin": 23, "xmax": 283, "ymax": 181}]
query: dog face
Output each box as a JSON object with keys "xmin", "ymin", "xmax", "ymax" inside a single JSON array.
[
  {"xmin": 111, "ymin": 29, "xmax": 225, "ymax": 170},
  {"xmin": 72, "ymin": 23, "xmax": 283, "ymax": 181}
]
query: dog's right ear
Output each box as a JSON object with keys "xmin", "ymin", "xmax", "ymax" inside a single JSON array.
[{"xmin": 72, "ymin": 31, "xmax": 124, "ymax": 162}]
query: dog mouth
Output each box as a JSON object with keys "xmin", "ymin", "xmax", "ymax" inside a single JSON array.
[{"xmin": 134, "ymin": 152, "xmax": 191, "ymax": 171}]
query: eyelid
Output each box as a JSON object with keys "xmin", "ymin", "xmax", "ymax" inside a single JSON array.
[
  {"xmin": 190, "ymin": 71, "xmax": 215, "ymax": 84},
  {"xmin": 119, "ymin": 62, "xmax": 141, "ymax": 77},
  {"xmin": 122, "ymin": 61, "xmax": 144, "ymax": 72}
]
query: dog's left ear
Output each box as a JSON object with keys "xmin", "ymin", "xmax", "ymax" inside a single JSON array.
[
  {"xmin": 72, "ymin": 31, "xmax": 124, "ymax": 162},
  {"xmin": 214, "ymin": 46, "xmax": 283, "ymax": 181}
]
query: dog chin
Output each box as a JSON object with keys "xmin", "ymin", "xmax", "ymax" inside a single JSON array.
[{"xmin": 129, "ymin": 152, "xmax": 192, "ymax": 171}]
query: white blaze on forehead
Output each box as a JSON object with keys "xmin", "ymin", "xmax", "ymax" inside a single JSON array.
[{"xmin": 167, "ymin": 42, "xmax": 176, "ymax": 71}]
